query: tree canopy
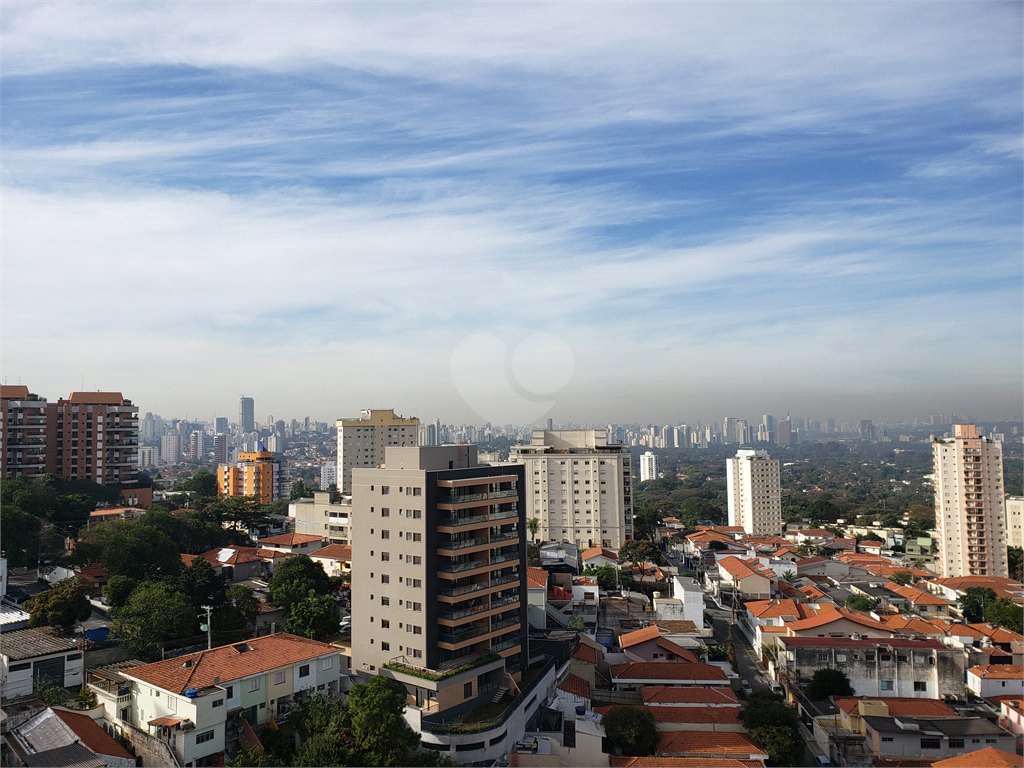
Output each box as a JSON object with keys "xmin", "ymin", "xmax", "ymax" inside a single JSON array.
[
  {"xmin": 268, "ymin": 556, "xmax": 333, "ymax": 610},
  {"xmin": 739, "ymin": 692, "xmax": 804, "ymax": 765},
  {"xmin": 601, "ymin": 706, "xmax": 658, "ymax": 757},
  {"xmin": 617, "ymin": 539, "xmax": 657, "ymax": 567},
  {"xmin": 888, "ymin": 570, "xmax": 914, "ymax": 587},
  {"xmin": 844, "ymin": 594, "xmax": 877, "ymax": 612},
  {"xmin": 285, "ymin": 591, "xmax": 340, "ymax": 640},
  {"xmin": 111, "ymin": 581, "xmax": 198, "ymax": 657},
  {"xmin": 958, "ymin": 587, "xmax": 999, "ymax": 623},
  {"xmin": 28, "ymin": 577, "xmax": 92, "ymax": 629},
  {"xmin": 984, "ymin": 597, "xmax": 1023, "ymax": 635},
  {"xmin": 806, "ymin": 668, "xmax": 855, "ymax": 701}
]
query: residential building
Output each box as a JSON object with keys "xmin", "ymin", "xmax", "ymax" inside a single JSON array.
[
  {"xmin": 655, "ymin": 730, "xmax": 768, "ymax": 761},
  {"xmin": 349, "ymin": 444, "xmax": 536, "ymax": 759},
  {"xmin": 640, "ymin": 451, "xmax": 658, "ymax": 482},
  {"xmin": 213, "ymin": 433, "xmax": 228, "ymax": 465},
  {"xmin": 162, "ymin": 432, "xmax": 182, "ymax": 465},
  {"xmin": 138, "ymin": 445, "xmax": 159, "ymax": 468},
  {"xmin": 1, "ymin": 628, "xmax": 85, "ymax": 699},
  {"xmin": 320, "ymin": 462, "xmax": 337, "ymax": 490},
  {"xmin": 256, "ymin": 532, "xmax": 326, "ymax": 556},
  {"xmin": 726, "ymin": 449, "xmax": 782, "ymax": 536},
  {"xmin": 51, "ymin": 392, "xmax": 139, "ymax": 486},
  {"xmin": 290, "ymin": 491, "xmax": 352, "ymax": 544},
  {"xmin": 215, "ymin": 417, "xmax": 228, "ymax": 434},
  {"xmin": 618, "ymin": 626, "xmax": 700, "ymax": 663},
  {"xmin": 309, "ymin": 544, "xmax": 352, "ymax": 578},
  {"xmin": 5, "ymin": 707, "xmax": 135, "ymax": 768},
  {"xmin": 934, "ymin": 424, "xmax": 1008, "ymax": 577},
  {"xmin": 509, "ymin": 429, "xmax": 633, "ymax": 548},
  {"xmin": 714, "ymin": 556, "xmax": 775, "ymax": 603},
  {"xmin": 1, "ymin": 385, "xmax": 49, "ymax": 480},
  {"xmin": 217, "ymin": 443, "xmax": 281, "ymax": 504},
  {"xmin": 966, "ymin": 665, "xmax": 1024, "ymax": 699},
  {"xmin": 611, "ymin": 661, "xmax": 730, "ymax": 690},
  {"xmin": 775, "ymin": 637, "xmax": 966, "ymax": 699},
  {"xmin": 335, "ymin": 408, "xmax": 418, "ymax": 494},
  {"xmin": 932, "ymin": 748, "xmax": 1023, "ymax": 768},
  {"xmin": 189, "ymin": 430, "xmax": 205, "ymax": 461},
  {"xmin": 239, "ymin": 397, "xmax": 254, "ymax": 434},
  {"xmin": 860, "ymin": 713, "xmax": 1015, "ymax": 761},
  {"xmin": 1006, "ymin": 496, "xmax": 1024, "ymax": 550},
  {"xmin": 118, "ymin": 633, "xmax": 341, "ymax": 767}
]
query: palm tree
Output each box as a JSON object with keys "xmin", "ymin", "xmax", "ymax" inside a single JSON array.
[
  {"xmin": 782, "ymin": 570, "xmax": 796, "ymax": 582},
  {"xmin": 527, "ymin": 517, "xmax": 540, "ymax": 544}
]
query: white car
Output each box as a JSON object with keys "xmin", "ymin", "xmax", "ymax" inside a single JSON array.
[
  {"xmin": 339, "ymin": 616, "xmax": 352, "ymax": 632},
  {"xmin": 741, "ymin": 679, "xmax": 753, "ymax": 696}
]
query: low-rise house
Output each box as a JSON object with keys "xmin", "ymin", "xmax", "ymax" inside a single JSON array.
[
  {"xmin": 182, "ymin": 546, "xmax": 272, "ymax": 583},
  {"xmin": 641, "ymin": 685, "xmax": 739, "ymax": 707},
  {"xmin": 997, "ymin": 697, "xmax": 1024, "ymax": 749},
  {"xmin": 308, "ymin": 544, "xmax": 352, "ymax": 578},
  {"xmin": 5, "ymin": 707, "xmax": 135, "ymax": 768},
  {"xmin": 776, "ymin": 637, "xmax": 965, "ymax": 699},
  {"xmin": 715, "ymin": 557, "xmax": 774, "ymax": 602},
  {"xmin": 884, "ymin": 583, "xmax": 954, "ymax": 617},
  {"xmin": 580, "ymin": 546, "xmax": 619, "ymax": 570},
  {"xmin": 596, "ymin": 703, "xmax": 746, "ymax": 732},
  {"xmin": 256, "ymin": 532, "xmax": 326, "ymax": 556},
  {"xmin": 785, "ymin": 529, "xmax": 835, "ymax": 545},
  {"xmin": 526, "ymin": 566, "xmax": 550, "ymax": 629},
  {"xmin": 930, "ymin": 747, "xmax": 1024, "ymax": 768},
  {"xmin": 861, "ymin": 713, "xmax": 1016, "ymax": 761},
  {"xmin": 552, "ymin": 673, "xmax": 591, "ymax": 718},
  {"xmin": 1, "ymin": 628, "xmax": 84, "ymax": 700},
  {"xmin": 87, "ymin": 506, "xmax": 146, "ymax": 528},
  {"xmin": 966, "ymin": 665, "xmax": 1024, "ymax": 699},
  {"xmin": 922, "ymin": 576, "xmax": 1024, "ymax": 607},
  {"xmin": 618, "ymin": 625, "xmax": 699, "ymax": 664},
  {"xmin": 611, "ymin": 661, "xmax": 729, "ymax": 690},
  {"xmin": 119, "ymin": 633, "xmax": 342, "ymax": 767},
  {"xmin": 656, "ymin": 730, "xmax": 767, "ymax": 762},
  {"xmin": 782, "ymin": 605, "xmax": 896, "ymax": 641}
]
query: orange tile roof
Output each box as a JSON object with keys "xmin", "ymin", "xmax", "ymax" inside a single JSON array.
[
  {"xmin": 581, "ymin": 546, "xmax": 618, "ymax": 561},
  {"xmin": 877, "ymin": 616, "xmax": 944, "ymax": 635},
  {"xmin": 54, "ymin": 710, "xmax": 134, "ymax": 760},
  {"xmin": 641, "ymin": 686, "xmax": 739, "ymax": 705},
  {"xmin": 930, "ymin": 747, "xmax": 1023, "ymax": 768},
  {"xmin": 886, "ymin": 583, "xmax": 950, "ymax": 605},
  {"xmin": 255, "ymin": 547, "xmax": 291, "ymax": 560},
  {"xmin": 258, "ymin": 532, "xmax": 325, "ymax": 546},
  {"xmin": 609, "ymin": 758, "xmax": 762, "ymax": 768},
  {"xmin": 557, "ymin": 673, "xmax": 590, "ymax": 699},
  {"xmin": 656, "ymin": 637, "xmax": 700, "ymax": 663},
  {"xmin": 192, "ymin": 546, "xmax": 265, "ymax": 566},
  {"xmin": 125, "ymin": 633, "xmax": 339, "ymax": 694},
  {"xmin": 718, "ymin": 556, "xmax": 773, "ymax": 582},
  {"xmin": 311, "ymin": 544, "xmax": 351, "ymax": 560},
  {"xmin": 969, "ymin": 623, "xmax": 1024, "ymax": 643},
  {"xmin": 657, "ymin": 730, "xmax": 765, "ymax": 757},
  {"xmin": 744, "ymin": 598, "xmax": 807, "ymax": 619},
  {"xmin": 611, "ymin": 661, "xmax": 728, "ymax": 682},
  {"xmin": 527, "ymin": 567, "xmax": 548, "ymax": 589},
  {"xmin": 833, "ymin": 697, "xmax": 957, "ymax": 718},
  {"xmin": 786, "ymin": 605, "xmax": 892, "ymax": 633},
  {"xmin": 621, "ymin": 625, "xmax": 662, "ymax": 648},
  {"xmin": 571, "ymin": 644, "xmax": 598, "ymax": 664},
  {"xmin": 686, "ymin": 530, "xmax": 734, "ymax": 544},
  {"xmin": 596, "ymin": 705, "xmax": 743, "ymax": 725},
  {"xmin": 967, "ymin": 664, "xmax": 1024, "ymax": 680}
]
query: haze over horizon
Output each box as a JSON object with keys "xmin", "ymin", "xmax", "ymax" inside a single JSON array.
[{"xmin": 3, "ymin": 3, "xmax": 1021, "ymax": 426}]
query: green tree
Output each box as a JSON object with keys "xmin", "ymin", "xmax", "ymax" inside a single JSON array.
[
  {"xmin": 103, "ymin": 575, "xmax": 138, "ymax": 610},
  {"xmin": 138, "ymin": 507, "xmax": 228, "ymax": 554},
  {"xmin": 290, "ymin": 479, "xmax": 315, "ymax": 501},
  {"xmin": 984, "ymin": 597, "xmax": 1024, "ymax": 635},
  {"xmin": 782, "ymin": 570, "xmax": 796, "ymax": 582},
  {"xmin": 1008, "ymin": 547, "xmax": 1023, "ymax": 582},
  {"xmin": 229, "ymin": 747, "xmax": 285, "ymax": 768},
  {"xmin": 844, "ymin": 594, "xmax": 877, "ymax": 612},
  {"xmin": 227, "ymin": 584, "xmax": 262, "ymax": 624},
  {"xmin": 806, "ymin": 668, "xmax": 855, "ymax": 700},
  {"xmin": 527, "ymin": 543, "xmax": 541, "ymax": 567},
  {"xmin": 77, "ymin": 521, "xmax": 183, "ymax": 582},
  {"xmin": 583, "ymin": 564, "xmax": 630, "ymax": 591},
  {"xmin": 285, "ymin": 591, "xmax": 340, "ymax": 640},
  {"xmin": 268, "ymin": 556, "xmax": 332, "ymax": 611},
  {"xmin": 346, "ymin": 676, "xmax": 420, "ymax": 765},
  {"xmin": 889, "ymin": 570, "xmax": 914, "ymax": 587},
  {"xmin": 203, "ymin": 496, "xmax": 271, "ymax": 533},
  {"xmin": 76, "ymin": 686, "xmax": 98, "ymax": 709},
  {"xmin": 176, "ymin": 558, "xmax": 226, "ymax": 608},
  {"xmin": 750, "ymin": 724, "xmax": 805, "ymax": 766},
  {"xmin": 28, "ymin": 577, "xmax": 92, "ymax": 629},
  {"xmin": 527, "ymin": 517, "xmax": 540, "ymax": 543},
  {"xmin": 617, "ymin": 539, "xmax": 657, "ymax": 568},
  {"xmin": 958, "ymin": 587, "xmax": 999, "ymax": 623},
  {"xmin": 112, "ymin": 582, "xmax": 198, "ymax": 657},
  {"xmin": 177, "ymin": 471, "xmax": 218, "ymax": 499},
  {"xmin": 739, "ymin": 692, "xmax": 801, "ymax": 732},
  {"xmin": 0, "ymin": 504, "xmax": 42, "ymax": 567},
  {"xmin": 52, "ymin": 494, "xmax": 95, "ymax": 535},
  {"xmin": 601, "ymin": 706, "xmax": 658, "ymax": 756},
  {"xmin": 568, "ymin": 614, "xmax": 586, "ymax": 632},
  {"xmin": 33, "ymin": 679, "xmax": 66, "ymax": 705}
]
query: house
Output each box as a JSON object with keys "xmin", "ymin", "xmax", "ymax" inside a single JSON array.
[
  {"xmin": 182, "ymin": 546, "xmax": 272, "ymax": 583},
  {"xmin": 87, "ymin": 506, "xmax": 146, "ymax": 527},
  {"xmin": 527, "ymin": 566, "xmax": 550, "ymax": 630},
  {"xmin": 930, "ymin": 747, "xmax": 1024, "ymax": 768},
  {"xmin": 1, "ymin": 628, "xmax": 84, "ymax": 700},
  {"xmin": 308, "ymin": 544, "xmax": 352, "ymax": 578},
  {"xmin": 782, "ymin": 605, "xmax": 896, "ymax": 640},
  {"xmin": 256, "ymin": 532, "xmax": 326, "ymax": 556},
  {"xmin": 595, "ymin": 703, "xmax": 746, "ymax": 732},
  {"xmin": 656, "ymin": 730, "xmax": 767, "ymax": 762},
  {"xmin": 775, "ymin": 637, "xmax": 966, "ymax": 699},
  {"xmin": 5, "ymin": 707, "xmax": 135, "ymax": 768},
  {"xmin": 580, "ymin": 546, "xmax": 619, "ymax": 569},
  {"xmin": 966, "ymin": 665, "xmax": 1024, "ymax": 699},
  {"xmin": 641, "ymin": 686, "xmax": 740, "ymax": 707},
  {"xmin": 922, "ymin": 576, "xmax": 1024, "ymax": 606},
  {"xmin": 618, "ymin": 625, "xmax": 700, "ymax": 663},
  {"xmin": 552, "ymin": 673, "xmax": 591, "ymax": 718},
  {"xmin": 715, "ymin": 557, "xmax": 774, "ymax": 602},
  {"xmin": 120, "ymin": 633, "xmax": 342, "ymax": 767},
  {"xmin": 884, "ymin": 583, "xmax": 954, "ymax": 617},
  {"xmin": 784, "ymin": 529, "xmax": 835, "ymax": 545},
  {"xmin": 860, "ymin": 713, "xmax": 1016, "ymax": 761},
  {"xmin": 997, "ymin": 698, "xmax": 1024, "ymax": 749},
  {"xmin": 611, "ymin": 661, "xmax": 729, "ymax": 690}
]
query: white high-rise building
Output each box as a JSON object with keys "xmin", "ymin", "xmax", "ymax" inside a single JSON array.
[
  {"xmin": 934, "ymin": 425, "xmax": 1007, "ymax": 578},
  {"xmin": 161, "ymin": 432, "xmax": 182, "ymax": 465},
  {"xmin": 640, "ymin": 451, "xmax": 659, "ymax": 482},
  {"xmin": 726, "ymin": 448, "xmax": 782, "ymax": 536},
  {"xmin": 335, "ymin": 409, "xmax": 419, "ymax": 493},
  {"xmin": 509, "ymin": 430, "xmax": 632, "ymax": 548},
  {"xmin": 320, "ymin": 463, "xmax": 337, "ymax": 490},
  {"xmin": 1006, "ymin": 496, "xmax": 1024, "ymax": 550}
]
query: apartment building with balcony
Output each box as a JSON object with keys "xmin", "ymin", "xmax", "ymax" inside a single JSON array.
[
  {"xmin": 336, "ymin": 408, "xmax": 418, "ymax": 493},
  {"xmin": 217, "ymin": 442, "xmax": 281, "ymax": 504},
  {"xmin": 350, "ymin": 444, "xmax": 544, "ymax": 762},
  {"xmin": 934, "ymin": 425, "xmax": 1008, "ymax": 578},
  {"xmin": 1, "ymin": 385, "xmax": 49, "ymax": 480},
  {"xmin": 509, "ymin": 429, "xmax": 633, "ymax": 549},
  {"xmin": 289, "ymin": 490, "xmax": 352, "ymax": 544}
]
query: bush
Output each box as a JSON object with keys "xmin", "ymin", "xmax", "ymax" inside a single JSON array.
[{"xmin": 807, "ymin": 668, "xmax": 854, "ymax": 700}]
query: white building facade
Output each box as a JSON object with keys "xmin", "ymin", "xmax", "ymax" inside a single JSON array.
[
  {"xmin": 726, "ymin": 448, "xmax": 782, "ymax": 536},
  {"xmin": 640, "ymin": 451, "xmax": 659, "ymax": 483}
]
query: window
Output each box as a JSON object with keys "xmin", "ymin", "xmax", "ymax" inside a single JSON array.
[
  {"xmin": 381, "ymin": 597, "xmax": 390, "ymax": 606},
  {"xmin": 381, "ymin": 574, "xmax": 390, "ymax": 584},
  {"xmin": 382, "ymin": 508, "xmax": 390, "ymax": 517},
  {"xmin": 167, "ymin": 694, "xmax": 177, "ymax": 712},
  {"xmin": 196, "ymin": 730, "xmax": 215, "ymax": 744},
  {"xmin": 381, "ymin": 552, "xmax": 390, "ymax": 561},
  {"xmin": 381, "ymin": 530, "xmax": 390, "ymax": 539},
  {"xmin": 381, "ymin": 642, "xmax": 390, "ymax": 652},
  {"xmin": 381, "ymin": 619, "xmax": 390, "ymax": 628},
  {"xmin": 948, "ymin": 739, "xmax": 965, "ymax": 748},
  {"xmin": 274, "ymin": 671, "xmax": 286, "ymax": 685},
  {"xmin": 413, "ymin": 488, "xmax": 422, "ymax": 496},
  {"xmin": 410, "ymin": 648, "xmax": 422, "ymax": 658},
  {"xmin": 880, "ymin": 680, "xmax": 894, "ymax": 691},
  {"xmin": 410, "ymin": 579, "xmax": 422, "ymax": 588},
  {"xmin": 226, "ymin": 686, "xmax": 234, "ymax": 698},
  {"xmin": 817, "ymin": 653, "xmax": 828, "ymax": 664},
  {"xmin": 322, "ymin": 657, "xmax": 333, "ymax": 670},
  {"xmin": 249, "ymin": 678, "xmax": 261, "ymax": 692},
  {"xmin": 464, "ymin": 682, "xmax": 473, "ymax": 699},
  {"xmin": 408, "ymin": 601, "xmax": 422, "ymax": 611},
  {"xmin": 9, "ymin": 662, "xmax": 29, "ymax": 672},
  {"xmin": 382, "ymin": 486, "xmax": 390, "ymax": 495},
  {"xmin": 412, "ymin": 556, "xmax": 422, "ymax": 565},
  {"xmin": 920, "ymin": 739, "xmax": 941, "ymax": 749},
  {"xmin": 914, "ymin": 681, "xmax": 927, "ymax": 692},
  {"xmin": 881, "ymin": 737, "xmax": 894, "ymax": 743},
  {"xmin": 212, "ymin": 698, "xmax": 224, "ymax": 708}
]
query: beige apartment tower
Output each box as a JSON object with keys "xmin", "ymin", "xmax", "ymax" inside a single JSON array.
[
  {"xmin": 726, "ymin": 448, "xmax": 782, "ymax": 536},
  {"xmin": 934, "ymin": 425, "xmax": 1007, "ymax": 578},
  {"xmin": 349, "ymin": 445, "xmax": 527, "ymax": 723},
  {"xmin": 336, "ymin": 408, "xmax": 419, "ymax": 493},
  {"xmin": 1006, "ymin": 496, "xmax": 1024, "ymax": 550}
]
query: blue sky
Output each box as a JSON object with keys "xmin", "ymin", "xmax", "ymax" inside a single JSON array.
[{"xmin": 2, "ymin": 2, "xmax": 1021, "ymax": 426}]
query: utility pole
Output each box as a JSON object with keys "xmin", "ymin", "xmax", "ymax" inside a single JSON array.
[{"xmin": 200, "ymin": 605, "xmax": 213, "ymax": 650}]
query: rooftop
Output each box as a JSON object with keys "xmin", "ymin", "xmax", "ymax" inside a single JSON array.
[
  {"xmin": 258, "ymin": 532, "xmax": 325, "ymax": 546},
  {"xmin": 967, "ymin": 664, "xmax": 1024, "ymax": 679},
  {"xmin": 834, "ymin": 697, "xmax": 957, "ymax": 718},
  {"xmin": 641, "ymin": 686, "xmax": 739, "ymax": 705},
  {"xmin": 657, "ymin": 730, "xmax": 766, "ymax": 757},
  {"xmin": 779, "ymin": 636, "xmax": 945, "ymax": 650},
  {"xmin": 611, "ymin": 661, "xmax": 728, "ymax": 682},
  {"xmin": 310, "ymin": 544, "xmax": 352, "ymax": 560},
  {"xmin": 930, "ymin": 747, "xmax": 1023, "ymax": 768},
  {"xmin": 1, "ymin": 628, "xmax": 81, "ymax": 661},
  {"xmin": 557, "ymin": 673, "xmax": 590, "ymax": 699}
]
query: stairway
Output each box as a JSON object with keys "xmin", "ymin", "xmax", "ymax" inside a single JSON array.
[{"xmin": 491, "ymin": 685, "xmax": 509, "ymax": 703}]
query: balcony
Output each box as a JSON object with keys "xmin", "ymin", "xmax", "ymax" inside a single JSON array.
[
  {"xmin": 489, "ymin": 549, "xmax": 520, "ymax": 566},
  {"xmin": 489, "ymin": 489, "xmax": 518, "ymax": 500},
  {"xmin": 490, "ymin": 593, "xmax": 520, "ymax": 610},
  {"xmin": 491, "ymin": 573, "xmax": 519, "ymax": 588},
  {"xmin": 438, "ymin": 603, "xmax": 491, "ymax": 622},
  {"xmin": 439, "ymin": 559, "xmax": 489, "ymax": 575},
  {"xmin": 438, "ymin": 625, "xmax": 491, "ymax": 646},
  {"xmin": 439, "ymin": 537, "xmax": 488, "ymax": 551},
  {"xmin": 438, "ymin": 514, "xmax": 489, "ymax": 528},
  {"xmin": 438, "ymin": 491, "xmax": 489, "ymax": 505},
  {"xmin": 489, "ymin": 506, "xmax": 519, "ymax": 522},
  {"xmin": 491, "ymin": 638, "xmax": 520, "ymax": 653},
  {"xmin": 438, "ymin": 581, "xmax": 491, "ymax": 598},
  {"xmin": 490, "ymin": 530, "xmax": 519, "ymax": 544},
  {"xmin": 490, "ymin": 617, "xmax": 520, "ymax": 632}
]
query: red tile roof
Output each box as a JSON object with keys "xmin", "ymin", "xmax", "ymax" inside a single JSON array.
[
  {"xmin": 876, "ymin": 616, "xmax": 945, "ymax": 635},
  {"xmin": 620, "ymin": 625, "xmax": 662, "ymax": 648},
  {"xmin": 258, "ymin": 532, "xmax": 325, "ymax": 546},
  {"xmin": 744, "ymin": 598, "xmax": 807, "ymax": 620},
  {"xmin": 786, "ymin": 605, "xmax": 892, "ymax": 633},
  {"xmin": 571, "ymin": 644, "xmax": 598, "ymax": 664},
  {"xmin": 657, "ymin": 730, "xmax": 766, "ymax": 757},
  {"xmin": 611, "ymin": 661, "xmax": 728, "ymax": 682},
  {"xmin": 54, "ymin": 710, "xmax": 134, "ymax": 760},
  {"xmin": 581, "ymin": 546, "xmax": 618, "ymax": 561},
  {"xmin": 124, "ymin": 633, "xmax": 339, "ymax": 694},
  {"xmin": 833, "ymin": 697, "xmax": 957, "ymax": 718},
  {"xmin": 885, "ymin": 583, "xmax": 950, "ymax": 605},
  {"xmin": 527, "ymin": 567, "xmax": 548, "ymax": 589},
  {"xmin": 609, "ymin": 758, "xmax": 762, "ymax": 768},
  {"xmin": 718, "ymin": 556, "xmax": 773, "ymax": 582},
  {"xmin": 930, "ymin": 747, "xmax": 1023, "ymax": 768},
  {"xmin": 656, "ymin": 637, "xmax": 700, "ymax": 663},
  {"xmin": 191, "ymin": 546, "xmax": 265, "ymax": 566},
  {"xmin": 310, "ymin": 544, "xmax": 352, "ymax": 560},
  {"xmin": 969, "ymin": 623, "xmax": 1024, "ymax": 643},
  {"xmin": 779, "ymin": 637, "xmax": 945, "ymax": 650},
  {"xmin": 557, "ymin": 673, "xmax": 591, "ymax": 699},
  {"xmin": 967, "ymin": 664, "xmax": 1024, "ymax": 680},
  {"xmin": 641, "ymin": 686, "xmax": 739, "ymax": 705},
  {"xmin": 596, "ymin": 704, "xmax": 743, "ymax": 725}
]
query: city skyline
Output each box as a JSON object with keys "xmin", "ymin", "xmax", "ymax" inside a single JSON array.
[{"xmin": 2, "ymin": 3, "xmax": 1021, "ymax": 424}]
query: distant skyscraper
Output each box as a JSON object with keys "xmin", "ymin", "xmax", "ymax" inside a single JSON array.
[
  {"xmin": 726, "ymin": 448, "xmax": 782, "ymax": 536},
  {"xmin": 189, "ymin": 430, "xmax": 204, "ymax": 460},
  {"xmin": 213, "ymin": 433, "xmax": 228, "ymax": 464},
  {"xmin": 320, "ymin": 463, "xmax": 337, "ymax": 490},
  {"xmin": 640, "ymin": 451, "xmax": 659, "ymax": 482},
  {"xmin": 934, "ymin": 425, "xmax": 1007, "ymax": 578},
  {"xmin": 776, "ymin": 419, "xmax": 792, "ymax": 447},
  {"xmin": 546, "ymin": 417, "xmax": 554, "ymax": 430},
  {"xmin": 215, "ymin": 417, "xmax": 228, "ymax": 434},
  {"xmin": 336, "ymin": 409, "xmax": 419, "ymax": 493},
  {"xmin": 239, "ymin": 397, "xmax": 255, "ymax": 433},
  {"xmin": 162, "ymin": 432, "xmax": 182, "ymax": 465},
  {"xmin": 137, "ymin": 445, "xmax": 158, "ymax": 468}
]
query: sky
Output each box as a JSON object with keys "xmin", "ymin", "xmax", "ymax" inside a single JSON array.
[{"xmin": 2, "ymin": 2, "xmax": 1022, "ymax": 427}]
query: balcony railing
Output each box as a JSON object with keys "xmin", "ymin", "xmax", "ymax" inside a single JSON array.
[
  {"xmin": 439, "ymin": 625, "xmax": 491, "ymax": 645},
  {"xmin": 491, "ymin": 617, "xmax": 520, "ymax": 632},
  {"xmin": 489, "ymin": 489, "xmax": 518, "ymax": 499},
  {"xmin": 490, "ymin": 531, "xmax": 519, "ymax": 544},
  {"xmin": 489, "ymin": 507, "xmax": 519, "ymax": 521},
  {"xmin": 438, "ymin": 581, "xmax": 490, "ymax": 598},
  {"xmin": 489, "ymin": 549, "xmax": 520, "ymax": 566},
  {"xmin": 491, "ymin": 594, "xmax": 520, "ymax": 610},
  {"xmin": 439, "ymin": 604, "xmax": 490, "ymax": 621},
  {"xmin": 438, "ymin": 492, "xmax": 488, "ymax": 504},
  {"xmin": 491, "ymin": 573, "xmax": 520, "ymax": 588},
  {"xmin": 440, "ymin": 559, "xmax": 488, "ymax": 574},
  {"xmin": 440, "ymin": 537, "xmax": 487, "ymax": 551},
  {"xmin": 491, "ymin": 638, "xmax": 520, "ymax": 652},
  {"xmin": 438, "ymin": 514, "xmax": 489, "ymax": 528}
]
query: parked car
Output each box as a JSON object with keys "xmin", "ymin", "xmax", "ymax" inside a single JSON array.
[
  {"xmin": 339, "ymin": 616, "xmax": 352, "ymax": 632},
  {"xmin": 741, "ymin": 679, "xmax": 753, "ymax": 696},
  {"xmin": 769, "ymin": 681, "xmax": 783, "ymax": 695}
]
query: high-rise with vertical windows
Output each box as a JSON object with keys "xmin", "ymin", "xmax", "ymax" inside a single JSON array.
[
  {"xmin": 239, "ymin": 397, "xmax": 255, "ymax": 434},
  {"xmin": 509, "ymin": 430, "xmax": 632, "ymax": 548},
  {"xmin": 1006, "ymin": 496, "xmax": 1024, "ymax": 550},
  {"xmin": 349, "ymin": 445, "xmax": 526, "ymax": 725},
  {"xmin": 1, "ymin": 386, "xmax": 49, "ymax": 480},
  {"xmin": 726, "ymin": 448, "xmax": 782, "ymax": 536},
  {"xmin": 640, "ymin": 451, "xmax": 659, "ymax": 482},
  {"xmin": 336, "ymin": 409, "xmax": 419, "ymax": 493},
  {"xmin": 934, "ymin": 425, "xmax": 1007, "ymax": 578}
]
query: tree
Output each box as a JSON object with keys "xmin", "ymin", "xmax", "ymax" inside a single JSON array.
[
  {"xmin": 76, "ymin": 686, "xmax": 98, "ymax": 709},
  {"xmin": 889, "ymin": 570, "xmax": 914, "ymax": 587},
  {"xmin": 112, "ymin": 582, "xmax": 198, "ymax": 657},
  {"xmin": 527, "ymin": 543, "xmax": 541, "ymax": 567},
  {"xmin": 750, "ymin": 724, "xmax": 805, "ymax": 766},
  {"xmin": 527, "ymin": 517, "xmax": 540, "ymax": 543},
  {"xmin": 1009, "ymin": 547, "xmax": 1023, "ymax": 582},
  {"xmin": 739, "ymin": 692, "xmax": 800, "ymax": 732},
  {"xmin": 601, "ymin": 706, "xmax": 657, "ymax": 756},
  {"xmin": 177, "ymin": 471, "xmax": 218, "ymax": 499},
  {"xmin": 617, "ymin": 539, "xmax": 657, "ymax": 568},
  {"xmin": 844, "ymin": 594, "xmax": 877, "ymax": 612},
  {"xmin": 0, "ymin": 504, "xmax": 42, "ymax": 567},
  {"xmin": 33, "ymin": 679, "xmax": 66, "ymax": 705},
  {"xmin": 583, "ymin": 564, "xmax": 630, "ymax": 591},
  {"xmin": 568, "ymin": 614, "xmax": 586, "ymax": 632},
  {"xmin": 782, "ymin": 570, "xmax": 796, "ymax": 582},
  {"xmin": 229, "ymin": 747, "xmax": 285, "ymax": 768},
  {"xmin": 290, "ymin": 479, "xmax": 316, "ymax": 501},
  {"xmin": 984, "ymin": 597, "xmax": 1024, "ymax": 635},
  {"xmin": 201, "ymin": 496, "xmax": 270, "ymax": 533},
  {"xmin": 268, "ymin": 556, "xmax": 332, "ymax": 611},
  {"xmin": 227, "ymin": 584, "xmax": 262, "ymax": 624},
  {"xmin": 807, "ymin": 668, "xmax": 854, "ymax": 700},
  {"xmin": 28, "ymin": 578, "xmax": 92, "ymax": 629},
  {"xmin": 77, "ymin": 521, "xmax": 183, "ymax": 582},
  {"xmin": 958, "ymin": 587, "xmax": 999, "ymax": 623},
  {"xmin": 861, "ymin": 531, "xmax": 884, "ymax": 543},
  {"xmin": 103, "ymin": 575, "xmax": 137, "ymax": 610},
  {"xmin": 345, "ymin": 676, "xmax": 420, "ymax": 765},
  {"xmin": 176, "ymin": 558, "xmax": 227, "ymax": 608},
  {"xmin": 285, "ymin": 591, "xmax": 340, "ymax": 640}
]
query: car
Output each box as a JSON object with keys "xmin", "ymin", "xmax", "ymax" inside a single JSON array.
[
  {"xmin": 769, "ymin": 681, "xmax": 783, "ymax": 695},
  {"xmin": 814, "ymin": 755, "xmax": 834, "ymax": 767},
  {"xmin": 741, "ymin": 679, "xmax": 753, "ymax": 696},
  {"xmin": 338, "ymin": 616, "xmax": 352, "ymax": 632}
]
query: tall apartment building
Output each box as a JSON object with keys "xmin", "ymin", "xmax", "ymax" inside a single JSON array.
[
  {"xmin": 218, "ymin": 443, "xmax": 282, "ymax": 504},
  {"xmin": 52, "ymin": 393, "xmax": 139, "ymax": 486},
  {"xmin": 239, "ymin": 397, "xmax": 255, "ymax": 434},
  {"xmin": 137, "ymin": 446, "xmax": 158, "ymax": 468},
  {"xmin": 349, "ymin": 445, "xmax": 527, "ymax": 721},
  {"xmin": 1, "ymin": 386, "xmax": 50, "ymax": 480},
  {"xmin": 934, "ymin": 425, "xmax": 1007, "ymax": 578},
  {"xmin": 335, "ymin": 409, "xmax": 419, "ymax": 493},
  {"xmin": 320, "ymin": 463, "xmax": 337, "ymax": 491},
  {"xmin": 726, "ymin": 448, "xmax": 782, "ymax": 536},
  {"xmin": 213, "ymin": 433, "xmax": 228, "ymax": 464},
  {"xmin": 1006, "ymin": 496, "xmax": 1024, "ymax": 550},
  {"xmin": 215, "ymin": 416, "xmax": 228, "ymax": 434},
  {"xmin": 640, "ymin": 451, "xmax": 659, "ymax": 482},
  {"xmin": 161, "ymin": 432, "xmax": 182, "ymax": 465},
  {"xmin": 509, "ymin": 429, "xmax": 632, "ymax": 548}
]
